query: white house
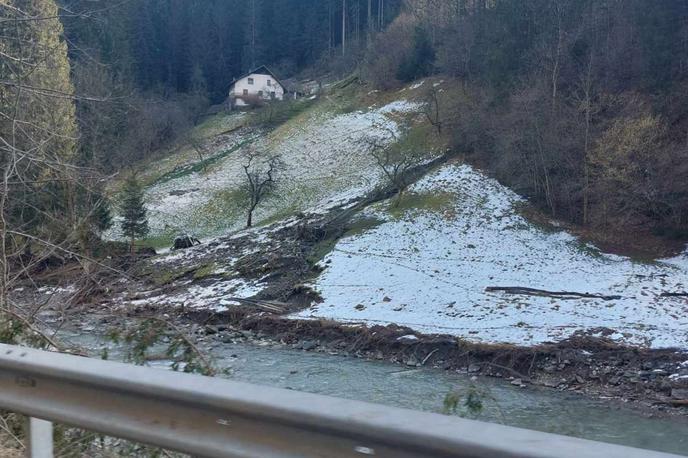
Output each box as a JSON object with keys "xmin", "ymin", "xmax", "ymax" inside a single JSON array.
[{"xmin": 228, "ymin": 66, "xmax": 285, "ymax": 108}]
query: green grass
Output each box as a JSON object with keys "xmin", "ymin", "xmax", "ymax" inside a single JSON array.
[
  {"xmin": 387, "ymin": 191, "xmax": 456, "ymax": 218},
  {"xmin": 142, "ymin": 231, "xmax": 178, "ymax": 251},
  {"xmin": 150, "ymin": 138, "xmax": 255, "ymax": 188},
  {"xmin": 193, "ymin": 262, "xmax": 221, "ymax": 280},
  {"xmin": 257, "ymin": 204, "xmax": 301, "ymax": 228},
  {"xmin": 306, "ymin": 238, "xmax": 339, "ymax": 266},
  {"xmin": 194, "ymin": 112, "xmax": 245, "ymax": 138},
  {"xmin": 110, "ymin": 113, "xmax": 247, "ymax": 192},
  {"xmin": 306, "ymin": 215, "xmax": 384, "ymax": 266},
  {"xmin": 247, "ymin": 98, "xmax": 317, "ymax": 129},
  {"xmin": 343, "ymin": 215, "xmax": 384, "ymax": 237}
]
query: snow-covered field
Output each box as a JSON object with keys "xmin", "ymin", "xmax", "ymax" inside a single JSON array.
[
  {"xmin": 293, "ymin": 163, "xmax": 688, "ymax": 349},
  {"xmin": 138, "ymin": 100, "xmax": 422, "ymax": 239}
]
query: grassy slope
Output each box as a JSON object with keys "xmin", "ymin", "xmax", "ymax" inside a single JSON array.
[{"xmin": 109, "ymin": 77, "xmax": 442, "ymax": 248}]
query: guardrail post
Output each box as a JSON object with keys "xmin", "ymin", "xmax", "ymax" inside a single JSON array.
[{"xmin": 27, "ymin": 417, "xmax": 53, "ymax": 458}]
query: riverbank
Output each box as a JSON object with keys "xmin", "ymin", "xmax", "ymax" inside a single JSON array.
[{"xmin": 110, "ymin": 303, "xmax": 688, "ymax": 421}]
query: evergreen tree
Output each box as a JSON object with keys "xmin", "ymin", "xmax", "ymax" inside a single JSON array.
[{"xmin": 119, "ymin": 175, "xmax": 149, "ymax": 253}]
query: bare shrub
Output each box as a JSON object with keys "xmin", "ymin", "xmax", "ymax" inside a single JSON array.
[
  {"xmin": 362, "ymin": 13, "xmax": 416, "ymax": 90},
  {"xmin": 240, "ymin": 150, "xmax": 283, "ymax": 228}
]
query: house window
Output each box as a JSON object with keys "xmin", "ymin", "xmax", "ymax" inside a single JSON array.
[
  {"xmin": 243, "ymin": 89, "xmax": 248, "ymax": 95},
  {"xmin": 248, "ymin": 77, "xmax": 254, "ymax": 85},
  {"xmin": 267, "ymin": 79, "xmax": 272, "ymax": 86},
  {"xmin": 270, "ymin": 91, "xmax": 276, "ymax": 99},
  {"xmin": 258, "ymin": 90, "xmax": 263, "ymax": 97}
]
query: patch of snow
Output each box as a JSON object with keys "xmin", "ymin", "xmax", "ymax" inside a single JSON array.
[
  {"xmin": 37, "ymin": 285, "xmax": 76, "ymax": 294},
  {"xmin": 377, "ymin": 100, "xmax": 424, "ymax": 114},
  {"xmin": 123, "ymin": 278, "xmax": 265, "ymax": 312},
  {"xmin": 409, "ymin": 81, "xmax": 425, "ymax": 90},
  {"xmin": 670, "ymin": 374, "xmax": 688, "ymax": 380},
  {"xmin": 397, "ymin": 334, "xmax": 418, "ymax": 341},
  {"xmin": 122, "ymin": 100, "xmax": 422, "ymax": 239},
  {"xmin": 292, "ymin": 163, "xmax": 688, "ymax": 349}
]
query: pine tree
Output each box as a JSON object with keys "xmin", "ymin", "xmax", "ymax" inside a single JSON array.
[{"xmin": 120, "ymin": 175, "xmax": 149, "ymax": 253}]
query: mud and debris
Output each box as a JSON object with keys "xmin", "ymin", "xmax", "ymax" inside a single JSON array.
[{"xmin": 11, "ymin": 154, "xmax": 688, "ymax": 420}]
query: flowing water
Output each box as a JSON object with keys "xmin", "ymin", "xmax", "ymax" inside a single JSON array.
[{"xmin": 59, "ymin": 327, "xmax": 688, "ymax": 456}]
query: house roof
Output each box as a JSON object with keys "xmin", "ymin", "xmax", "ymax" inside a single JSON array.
[{"xmin": 228, "ymin": 65, "xmax": 285, "ymax": 90}]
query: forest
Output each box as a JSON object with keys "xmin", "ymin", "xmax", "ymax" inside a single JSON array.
[
  {"xmin": 58, "ymin": 0, "xmax": 687, "ymax": 240},
  {"xmin": 369, "ymin": 0, "xmax": 688, "ymax": 241},
  {"xmin": 60, "ymin": 0, "xmax": 403, "ymax": 170}
]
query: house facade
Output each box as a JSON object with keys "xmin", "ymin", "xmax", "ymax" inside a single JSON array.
[{"xmin": 228, "ymin": 66, "xmax": 285, "ymax": 107}]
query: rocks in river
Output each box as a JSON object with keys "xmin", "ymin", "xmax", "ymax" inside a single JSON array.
[
  {"xmin": 405, "ymin": 356, "xmax": 420, "ymax": 367},
  {"xmin": 300, "ymin": 340, "xmax": 318, "ymax": 351},
  {"xmin": 468, "ymin": 363, "xmax": 481, "ymax": 373},
  {"xmin": 354, "ymin": 304, "xmax": 366, "ymax": 311}
]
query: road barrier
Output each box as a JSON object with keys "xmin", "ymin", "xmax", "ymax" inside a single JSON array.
[{"xmin": 0, "ymin": 343, "xmax": 680, "ymax": 458}]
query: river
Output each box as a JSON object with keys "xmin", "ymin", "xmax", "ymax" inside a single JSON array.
[{"xmin": 57, "ymin": 325, "xmax": 688, "ymax": 456}]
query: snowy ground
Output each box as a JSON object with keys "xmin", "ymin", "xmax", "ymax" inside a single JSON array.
[
  {"xmin": 134, "ymin": 100, "xmax": 422, "ymax": 239},
  {"xmin": 293, "ymin": 163, "xmax": 688, "ymax": 349}
]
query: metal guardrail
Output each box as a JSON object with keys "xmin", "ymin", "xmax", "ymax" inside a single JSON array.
[{"xmin": 0, "ymin": 343, "xmax": 681, "ymax": 458}]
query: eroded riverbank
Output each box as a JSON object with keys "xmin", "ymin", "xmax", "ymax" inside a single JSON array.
[{"xmin": 56, "ymin": 314, "xmax": 688, "ymax": 456}]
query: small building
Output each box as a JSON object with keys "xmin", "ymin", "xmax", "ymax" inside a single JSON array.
[
  {"xmin": 282, "ymin": 78, "xmax": 322, "ymax": 100},
  {"xmin": 228, "ymin": 65, "xmax": 285, "ymax": 108}
]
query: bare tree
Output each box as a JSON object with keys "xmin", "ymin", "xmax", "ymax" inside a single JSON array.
[
  {"xmin": 366, "ymin": 127, "xmax": 425, "ymax": 207},
  {"xmin": 241, "ymin": 150, "xmax": 281, "ymax": 228},
  {"xmin": 423, "ymin": 85, "xmax": 443, "ymax": 135},
  {"xmin": 342, "ymin": 0, "xmax": 348, "ymax": 55},
  {"xmin": 186, "ymin": 133, "xmax": 209, "ymax": 170}
]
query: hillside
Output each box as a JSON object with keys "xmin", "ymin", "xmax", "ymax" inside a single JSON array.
[
  {"xmin": 105, "ymin": 79, "xmax": 688, "ymax": 350},
  {"xmin": 295, "ymin": 163, "xmax": 688, "ymax": 348},
  {"xmin": 107, "ymin": 82, "xmax": 429, "ymax": 246}
]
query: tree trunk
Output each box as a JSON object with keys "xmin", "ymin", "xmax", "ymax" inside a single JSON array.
[
  {"xmin": 582, "ymin": 52, "xmax": 594, "ymax": 225},
  {"xmin": 250, "ymin": 0, "xmax": 257, "ymax": 68},
  {"xmin": 380, "ymin": 0, "xmax": 384, "ymax": 29},
  {"xmin": 368, "ymin": 0, "xmax": 372, "ymax": 36},
  {"xmin": 328, "ymin": 0, "xmax": 333, "ymax": 54},
  {"xmin": 342, "ymin": 0, "xmax": 347, "ymax": 55}
]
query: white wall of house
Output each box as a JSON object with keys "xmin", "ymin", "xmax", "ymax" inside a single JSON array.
[{"xmin": 229, "ymin": 72, "xmax": 285, "ymax": 107}]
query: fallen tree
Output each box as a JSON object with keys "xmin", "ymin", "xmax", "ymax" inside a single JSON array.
[{"xmin": 484, "ymin": 286, "xmax": 622, "ymax": 301}]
